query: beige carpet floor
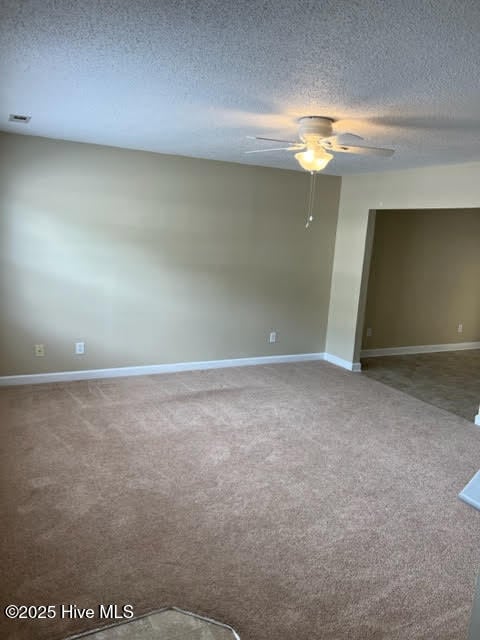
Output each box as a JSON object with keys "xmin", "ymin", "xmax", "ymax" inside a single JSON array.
[
  {"xmin": 362, "ymin": 350, "xmax": 480, "ymax": 422},
  {"xmin": 1, "ymin": 361, "xmax": 480, "ymax": 640}
]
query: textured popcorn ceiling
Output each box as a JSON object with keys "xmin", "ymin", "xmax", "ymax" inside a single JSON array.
[{"xmin": 2, "ymin": 0, "xmax": 480, "ymax": 175}]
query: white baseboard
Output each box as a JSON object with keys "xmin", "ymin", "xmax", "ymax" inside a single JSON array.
[
  {"xmin": 0, "ymin": 350, "xmax": 364, "ymax": 387},
  {"xmin": 323, "ymin": 353, "xmax": 362, "ymax": 372},
  {"xmin": 361, "ymin": 341, "xmax": 480, "ymax": 358},
  {"xmin": 0, "ymin": 352, "xmax": 328, "ymax": 386}
]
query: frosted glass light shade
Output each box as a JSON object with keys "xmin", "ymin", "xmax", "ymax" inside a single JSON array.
[{"xmin": 295, "ymin": 148, "xmax": 333, "ymax": 172}]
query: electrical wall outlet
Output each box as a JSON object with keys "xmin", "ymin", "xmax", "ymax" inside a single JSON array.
[
  {"xmin": 269, "ymin": 331, "xmax": 277, "ymax": 344},
  {"xmin": 75, "ymin": 341, "xmax": 86, "ymax": 355},
  {"xmin": 34, "ymin": 344, "xmax": 45, "ymax": 357},
  {"xmin": 458, "ymin": 323, "xmax": 463, "ymax": 333},
  {"xmin": 366, "ymin": 327, "xmax": 373, "ymax": 337}
]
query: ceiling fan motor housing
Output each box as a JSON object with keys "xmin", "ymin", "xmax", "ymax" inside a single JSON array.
[{"xmin": 298, "ymin": 116, "xmax": 334, "ymax": 143}]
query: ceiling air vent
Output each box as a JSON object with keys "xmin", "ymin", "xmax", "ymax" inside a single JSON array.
[{"xmin": 9, "ymin": 114, "xmax": 31, "ymax": 123}]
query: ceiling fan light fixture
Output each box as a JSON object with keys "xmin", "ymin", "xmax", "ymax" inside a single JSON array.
[{"xmin": 294, "ymin": 147, "xmax": 333, "ymax": 172}]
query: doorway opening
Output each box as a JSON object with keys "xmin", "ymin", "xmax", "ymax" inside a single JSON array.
[{"xmin": 359, "ymin": 208, "xmax": 480, "ymax": 422}]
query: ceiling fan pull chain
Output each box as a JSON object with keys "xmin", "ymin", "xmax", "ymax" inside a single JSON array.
[{"xmin": 305, "ymin": 171, "xmax": 316, "ymax": 228}]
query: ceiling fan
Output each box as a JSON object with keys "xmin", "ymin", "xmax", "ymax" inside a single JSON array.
[{"xmin": 246, "ymin": 116, "xmax": 394, "ymax": 172}]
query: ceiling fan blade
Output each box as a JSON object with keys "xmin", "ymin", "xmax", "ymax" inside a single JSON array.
[
  {"xmin": 324, "ymin": 132, "xmax": 365, "ymax": 143},
  {"xmin": 327, "ymin": 143, "xmax": 394, "ymax": 157},
  {"xmin": 244, "ymin": 146, "xmax": 302, "ymax": 154},
  {"xmin": 247, "ymin": 135, "xmax": 299, "ymax": 145}
]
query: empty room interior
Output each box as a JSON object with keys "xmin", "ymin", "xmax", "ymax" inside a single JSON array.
[{"xmin": 1, "ymin": 2, "xmax": 480, "ymax": 640}]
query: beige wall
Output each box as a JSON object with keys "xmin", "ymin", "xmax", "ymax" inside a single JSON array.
[
  {"xmin": 326, "ymin": 162, "xmax": 480, "ymax": 364},
  {"xmin": 0, "ymin": 133, "xmax": 340, "ymax": 376},
  {"xmin": 363, "ymin": 209, "xmax": 480, "ymax": 349}
]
